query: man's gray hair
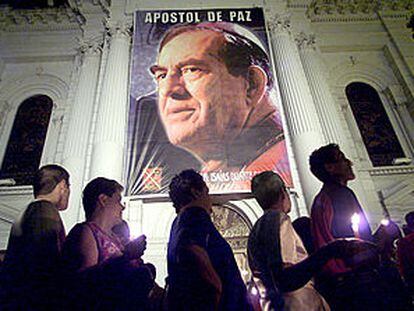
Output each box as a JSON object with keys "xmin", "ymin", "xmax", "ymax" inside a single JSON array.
[{"xmin": 251, "ymin": 171, "xmax": 286, "ymax": 210}]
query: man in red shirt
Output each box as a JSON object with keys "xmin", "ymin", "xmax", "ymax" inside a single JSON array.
[{"xmin": 309, "ymin": 144, "xmax": 391, "ymax": 311}]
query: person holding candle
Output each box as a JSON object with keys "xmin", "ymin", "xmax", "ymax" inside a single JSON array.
[
  {"xmin": 61, "ymin": 177, "xmax": 153, "ymax": 310},
  {"xmin": 247, "ymin": 171, "xmax": 371, "ymax": 311},
  {"xmin": 308, "ymin": 144, "xmax": 399, "ymax": 311}
]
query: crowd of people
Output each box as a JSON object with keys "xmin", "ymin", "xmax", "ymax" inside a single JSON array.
[{"xmin": 0, "ymin": 144, "xmax": 413, "ymax": 310}]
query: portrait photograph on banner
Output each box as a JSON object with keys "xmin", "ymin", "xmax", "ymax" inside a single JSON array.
[{"xmin": 125, "ymin": 8, "xmax": 293, "ymax": 196}]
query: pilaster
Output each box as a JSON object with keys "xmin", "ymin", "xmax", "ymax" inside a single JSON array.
[
  {"xmin": 89, "ymin": 19, "xmax": 131, "ymax": 182},
  {"xmin": 268, "ymin": 12, "xmax": 325, "ymax": 208},
  {"xmin": 61, "ymin": 34, "xmax": 103, "ymax": 228}
]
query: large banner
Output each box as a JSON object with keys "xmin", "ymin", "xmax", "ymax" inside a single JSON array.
[{"xmin": 126, "ymin": 8, "xmax": 293, "ymax": 196}]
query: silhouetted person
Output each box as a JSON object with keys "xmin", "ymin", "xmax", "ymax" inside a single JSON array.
[
  {"xmin": 309, "ymin": 144, "xmax": 403, "ymax": 310},
  {"xmin": 0, "ymin": 164, "xmax": 70, "ymax": 310},
  {"xmin": 62, "ymin": 177, "xmax": 152, "ymax": 310},
  {"xmin": 402, "ymin": 211, "xmax": 414, "ymax": 236},
  {"xmin": 248, "ymin": 171, "xmax": 372, "ymax": 310},
  {"xmin": 398, "ymin": 211, "xmax": 414, "ymax": 298},
  {"xmin": 166, "ymin": 169, "xmax": 252, "ymax": 310}
]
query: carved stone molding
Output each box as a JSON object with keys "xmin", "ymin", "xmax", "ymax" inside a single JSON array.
[
  {"xmin": 339, "ymin": 102, "xmax": 349, "ymax": 113},
  {"xmin": 51, "ymin": 109, "xmax": 65, "ymax": 126},
  {"xmin": 267, "ymin": 13, "xmax": 292, "ymax": 35},
  {"xmin": 383, "ymin": 85, "xmax": 407, "ymax": 108},
  {"xmin": 105, "ymin": 18, "xmax": 132, "ymax": 39},
  {"xmin": 211, "ymin": 205, "xmax": 250, "ymax": 250},
  {"xmin": 0, "ymin": 6, "xmax": 81, "ymax": 31},
  {"xmin": 307, "ymin": 0, "xmax": 413, "ymax": 21},
  {"xmin": 77, "ymin": 34, "xmax": 104, "ymax": 55},
  {"xmin": 365, "ymin": 165, "xmax": 414, "ymax": 176},
  {"xmin": 295, "ymin": 32, "xmax": 317, "ymax": 50}
]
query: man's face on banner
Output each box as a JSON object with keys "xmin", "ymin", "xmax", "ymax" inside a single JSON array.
[{"xmin": 151, "ymin": 30, "xmax": 252, "ymax": 155}]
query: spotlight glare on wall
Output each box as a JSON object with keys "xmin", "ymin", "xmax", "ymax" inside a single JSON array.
[
  {"xmin": 392, "ymin": 157, "xmax": 412, "ymax": 165},
  {"xmin": 0, "ymin": 178, "xmax": 16, "ymax": 186}
]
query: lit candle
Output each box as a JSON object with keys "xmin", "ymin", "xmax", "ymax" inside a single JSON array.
[
  {"xmin": 380, "ymin": 218, "xmax": 390, "ymax": 226},
  {"xmin": 251, "ymin": 286, "xmax": 258, "ymax": 296},
  {"xmin": 351, "ymin": 213, "xmax": 360, "ymax": 238}
]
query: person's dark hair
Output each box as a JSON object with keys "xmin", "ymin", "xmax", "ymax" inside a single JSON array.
[
  {"xmin": 82, "ymin": 177, "xmax": 123, "ymax": 220},
  {"xmin": 33, "ymin": 164, "xmax": 69, "ymax": 197},
  {"xmin": 403, "ymin": 211, "xmax": 414, "ymax": 236},
  {"xmin": 251, "ymin": 171, "xmax": 286, "ymax": 210},
  {"xmin": 159, "ymin": 22, "xmax": 274, "ymax": 89},
  {"xmin": 309, "ymin": 143, "xmax": 341, "ymax": 183},
  {"xmin": 405, "ymin": 211, "xmax": 414, "ymax": 227},
  {"xmin": 169, "ymin": 169, "xmax": 206, "ymax": 212}
]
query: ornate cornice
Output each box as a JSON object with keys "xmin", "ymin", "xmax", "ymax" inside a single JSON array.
[
  {"xmin": 295, "ymin": 32, "xmax": 317, "ymax": 50},
  {"xmin": 364, "ymin": 165, "xmax": 414, "ymax": 176},
  {"xmin": 267, "ymin": 13, "xmax": 292, "ymax": 35},
  {"xmin": 307, "ymin": 0, "xmax": 413, "ymax": 22},
  {"xmin": 105, "ymin": 18, "xmax": 132, "ymax": 39},
  {"xmin": 77, "ymin": 34, "xmax": 104, "ymax": 55},
  {"xmin": 0, "ymin": 6, "xmax": 81, "ymax": 32}
]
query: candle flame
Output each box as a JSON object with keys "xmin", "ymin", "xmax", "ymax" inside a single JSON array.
[
  {"xmin": 351, "ymin": 213, "xmax": 360, "ymax": 232},
  {"xmin": 381, "ymin": 218, "xmax": 390, "ymax": 226},
  {"xmin": 251, "ymin": 286, "xmax": 258, "ymax": 296}
]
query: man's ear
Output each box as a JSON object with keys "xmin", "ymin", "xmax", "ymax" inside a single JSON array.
[
  {"xmin": 55, "ymin": 180, "xmax": 66, "ymax": 194},
  {"xmin": 97, "ymin": 193, "xmax": 108, "ymax": 207},
  {"xmin": 246, "ymin": 65, "xmax": 267, "ymax": 107}
]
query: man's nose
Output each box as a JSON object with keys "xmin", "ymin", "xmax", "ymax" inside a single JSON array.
[{"xmin": 159, "ymin": 72, "xmax": 188, "ymax": 99}]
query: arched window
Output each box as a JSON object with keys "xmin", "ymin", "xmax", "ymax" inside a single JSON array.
[
  {"xmin": 0, "ymin": 95, "xmax": 53, "ymax": 185},
  {"xmin": 346, "ymin": 82, "xmax": 405, "ymax": 166}
]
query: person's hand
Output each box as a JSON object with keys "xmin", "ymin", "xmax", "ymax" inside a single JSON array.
[
  {"xmin": 326, "ymin": 238, "xmax": 379, "ymax": 268},
  {"xmin": 124, "ymin": 234, "xmax": 147, "ymax": 260}
]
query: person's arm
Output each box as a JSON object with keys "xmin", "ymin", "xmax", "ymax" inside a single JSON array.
[
  {"xmin": 275, "ymin": 239, "xmax": 377, "ymax": 292},
  {"xmin": 185, "ymin": 244, "xmax": 222, "ymax": 307},
  {"xmin": 62, "ymin": 224, "xmax": 100, "ymax": 273},
  {"xmin": 311, "ymin": 195, "xmax": 335, "ymax": 249},
  {"xmin": 275, "ymin": 244, "xmax": 332, "ymax": 292},
  {"xmin": 123, "ymin": 235, "xmax": 146, "ymax": 260}
]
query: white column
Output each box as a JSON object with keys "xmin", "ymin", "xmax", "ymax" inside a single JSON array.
[
  {"xmin": 268, "ymin": 14, "xmax": 325, "ymax": 207},
  {"xmin": 296, "ymin": 34, "xmax": 380, "ymax": 216},
  {"xmin": 61, "ymin": 37, "xmax": 102, "ymax": 228},
  {"xmin": 296, "ymin": 32, "xmax": 348, "ymax": 147},
  {"xmin": 89, "ymin": 22, "xmax": 131, "ymax": 181}
]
